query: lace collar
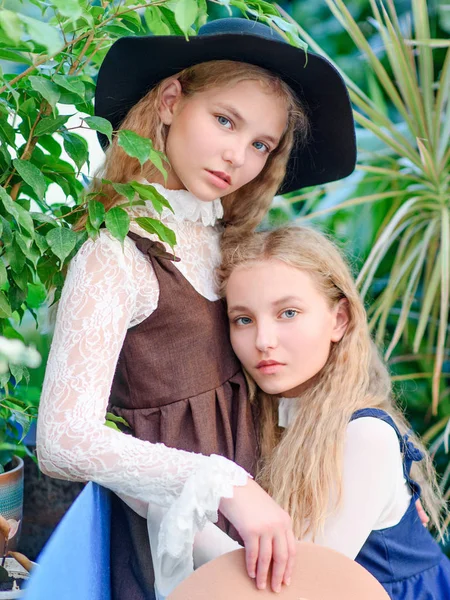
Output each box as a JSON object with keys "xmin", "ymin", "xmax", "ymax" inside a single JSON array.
[{"xmin": 146, "ymin": 182, "xmax": 224, "ymax": 227}]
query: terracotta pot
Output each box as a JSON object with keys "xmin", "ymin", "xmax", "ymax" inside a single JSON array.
[{"xmin": 0, "ymin": 458, "xmax": 24, "ymax": 557}]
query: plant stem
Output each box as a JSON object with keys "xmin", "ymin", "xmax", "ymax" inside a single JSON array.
[
  {"xmin": 69, "ymin": 32, "xmax": 94, "ymax": 75},
  {"xmin": 2, "ymin": 101, "xmax": 52, "ymax": 198}
]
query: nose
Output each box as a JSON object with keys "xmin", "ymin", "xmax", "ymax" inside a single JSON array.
[
  {"xmin": 255, "ymin": 322, "xmax": 278, "ymax": 353},
  {"xmin": 222, "ymin": 140, "xmax": 246, "ymax": 168}
]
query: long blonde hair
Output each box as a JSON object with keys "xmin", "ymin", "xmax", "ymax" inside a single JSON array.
[
  {"xmin": 218, "ymin": 225, "xmax": 447, "ymax": 539},
  {"xmin": 77, "ymin": 60, "xmax": 309, "ymax": 237}
]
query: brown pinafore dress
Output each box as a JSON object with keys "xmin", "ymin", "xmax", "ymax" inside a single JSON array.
[{"xmin": 108, "ymin": 232, "xmax": 258, "ymax": 600}]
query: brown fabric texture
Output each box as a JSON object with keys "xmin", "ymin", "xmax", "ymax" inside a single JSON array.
[{"xmin": 109, "ymin": 232, "xmax": 258, "ymax": 600}]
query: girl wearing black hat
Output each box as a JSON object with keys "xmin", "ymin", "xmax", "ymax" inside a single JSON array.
[{"xmin": 36, "ymin": 18, "xmax": 356, "ymax": 600}]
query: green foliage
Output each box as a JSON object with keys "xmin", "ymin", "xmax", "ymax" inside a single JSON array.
[
  {"xmin": 0, "ymin": 0, "xmax": 303, "ymax": 455},
  {"xmin": 273, "ymin": 0, "xmax": 450, "ymax": 521},
  {"xmin": 0, "ymin": 337, "xmax": 40, "ymax": 470},
  {"xmin": 281, "ymin": 0, "xmax": 449, "ymax": 410}
]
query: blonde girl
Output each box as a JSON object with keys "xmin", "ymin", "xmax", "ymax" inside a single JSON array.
[
  {"xmin": 220, "ymin": 225, "xmax": 450, "ymax": 599},
  {"xmin": 36, "ymin": 18, "xmax": 356, "ymax": 600}
]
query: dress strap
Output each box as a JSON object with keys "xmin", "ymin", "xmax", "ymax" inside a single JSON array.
[
  {"xmin": 127, "ymin": 231, "xmax": 180, "ymax": 262},
  {"xmin": 350, "ymin": 408, "xmax": 424, "ymax": 497}
]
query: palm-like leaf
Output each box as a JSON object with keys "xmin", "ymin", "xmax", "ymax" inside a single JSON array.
[{"xmin": 280, "ymin": 0, "xmax": 450, "ymax": 411}]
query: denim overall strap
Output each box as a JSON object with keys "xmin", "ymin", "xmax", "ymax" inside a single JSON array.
[{"xmin": 351, "ymin": 408, "xmax": 424, "ymax": 498}]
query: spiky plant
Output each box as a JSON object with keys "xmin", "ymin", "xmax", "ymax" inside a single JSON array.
[{"xmin": 281, "ymin": 0, "xmax": 449, "ymax": 413}]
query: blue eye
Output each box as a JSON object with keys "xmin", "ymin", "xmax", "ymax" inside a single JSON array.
[
  {"xmin": 235, "ymin": 316, "xmax": 252, "ymax": 326},
  {"xmin": 253, "ymin": 141, "xmax": 269, "ymax": 153},
  {"xmin": 281, "ymin": 309, "xmax": 298, "ymax": 319},
  {"xmin": 217, "ymin": 115, "xmax": 232, "ymax": 128}
]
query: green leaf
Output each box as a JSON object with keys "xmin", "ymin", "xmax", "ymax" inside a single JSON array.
[
  {"xmin": 174, "ymin": 0, "xmax": 198, "ymax": 36},
  {"xmin": 29, "ymin": 77, "xmax": 60, "ymax": 109},
  {"xmin": 85, "ymin": 217, "xmax": 98, "ymax": 239},
  {"xmin": 0, "ymin": 187, "xmax": 34, "ymax": 237},
  {"xmin": 84, "ymin": 116, "xmax": 113, "ymax": 143},
  {"xmin": 111, "ymin": 182, "xmax": 136, "ymax": 203},
  {"xmin": 23, "ymin": 242, "xmax": 41, "ymax": 270},
  {"xmin": 88, "ymin": 200, "xmax": 105, "ymax": 230},
  {"xmin": 9, "ymin": 364, "xmax": 23, "ymax": 385},
  {"xmin": 130, "ymin": 182, "xmax": 173, "ymax": 215},
  {"xmin": 144, "ymin": 6, "xmax": 171, "ymax": 35},
  {"xmin": 62, "ymin": 132, "xmax": 89, "ymax": 172},
  {"xmin": 34, "ymin": 114, "xmax": 71, "ymax": 137},
  {"xmin": 104, "ymin": 420, "xmax": 122, "ymax": 431},
  {"xmin": 104, "ymin": 207, "xmax": 130, "ymax": 245},
  {"xmin": 26, "ymin": 282, "xmax": 47, "ymax": 309},
  {"xmin": 0, "ymin": 261, "xmax": 7, "ymax": 289},
  {"xmin": 34, "ymin": 232, "xmax": 49, "ymax": 253},
  {"xmin": 149, "ymin": 148, "xmax": 168, "ymax": 181},
  {"xmin": 20, "ymin": 14, "xmax": 63, "ymax": 55},
  {"xmin": 0, "ymin": 217, "xmax": 12, "ymax": 245},
  {"xmin": 120, "ymin": 11, "xmax": 143, "ymax": 33},
  {"xmin": 46, "ymin": 227, "xmax": 77, "ymax": 265},
  {"xmin": 12, "ymin": 158, "xmax": 46, "ymax": 201},
  {"xmin": 0, "ymin": 9, "xmax": 23, "ymax": 44},
  {"xmin": 105, "ymin": 412, "xmax": 130, "ymax": 427},
  {"xmin": 53, "ymin": 0, "xmax": 82, "ymax": 20},
  {"xmin": 11, "ymin": 266, "xmax": 28, "ymax": 293},
  {"xmin": 117, "ymin": 130, "xmax": 151, "ymax": 165},
  {"xmin": 0, "ymin": 292, "xmax": 12, "ymax": 319},
  {"xmin": 0, "ymin": 48, "xmax": 32, "ymax": 65},
  {"xmin": 53, "ymin": 74, "xmax": 85, "ymax": 99},
  {"xmin": 0, "ymin": 118, "xmax": 16, "ymax": 146},
  {"xmin": 135, "ymin": 217, "xmax": 177, "ymax": 248},
  {"xmin": 5, "ymin": 237, "xmax": 26, "ymax": 274}
]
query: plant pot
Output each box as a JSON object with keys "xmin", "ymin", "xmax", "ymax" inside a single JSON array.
[
  {"xmin": 0, "ymin": 557, "xmax": 31, "ymax": 599},
  {"xmin": 0, "ymin": 458, "xmax": 24, "ymax": 557}
]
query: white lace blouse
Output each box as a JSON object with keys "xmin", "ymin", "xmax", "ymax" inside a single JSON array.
[{"xmin": 36, "ymin": 183, "xmax": 250, "ymax": 597}]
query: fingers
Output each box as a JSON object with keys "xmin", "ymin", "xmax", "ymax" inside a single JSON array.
[
  {"xmin": 271, "ymin": 532, "xmax": 289, "ymax": 593},
  {"xmin": 244, "ymin": 535, "xmax": 259, "ymax": 580},
  {"xmin": 283, "ymin": 529, "xmax": 297, "ymax": 586},
  {"xmin": 415, "ymin": 499, "xmax": 430, "ymax": 527},
  {"xmin": 256, "ymin": 534, "xmax": 272, "ymax": 591}
]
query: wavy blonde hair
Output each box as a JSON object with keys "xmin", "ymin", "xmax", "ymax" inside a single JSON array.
[
  {"xmin": 77, "ymin": 60, "xmax": 309, "ymax": 238},
  {"xmin": 218, "ymin": 225, "xmax": 447, "ymax": 539}
]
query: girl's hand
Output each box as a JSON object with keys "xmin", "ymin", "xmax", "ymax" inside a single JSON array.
[
  {"xmin": 219, "ymin": 478, "xmax": 296, "ymax": 593},
  {"xmin": 415, "ymin": 499, "xmax": 430, "ymax": 527}
]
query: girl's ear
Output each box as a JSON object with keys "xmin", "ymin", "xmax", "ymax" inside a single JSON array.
[
  {"xmin": 331, "ymin": 298, "xmax": 350, "ymax": 343},
  {"xmin": 158, "ymin": 78, "xmax": 183, "ymax": 125}
]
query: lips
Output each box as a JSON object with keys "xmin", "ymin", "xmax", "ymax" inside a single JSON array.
[
  {"xmin": 208, "ymin": 170, "xmax": 231, "ymax": 185},
  {"xmin": 255, "ymin": 360, "xmax": 284, "ymax": 376}
]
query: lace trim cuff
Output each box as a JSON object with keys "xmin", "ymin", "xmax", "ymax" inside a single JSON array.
[{"xmin": 153, "ymin": 455, "xmax": 249, "ymax": 596}]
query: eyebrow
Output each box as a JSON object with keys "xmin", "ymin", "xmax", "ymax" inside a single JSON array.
[
  {"xmin": 215, "ymin": 103, "xmax": 280, "ymax": 147},
  {"xmin": 227, "ymin": 296, "xmax": 304, "ymax": 315},
  {"xmin": 227, "ymin": 305, "xmax": 250, "ymax": 316},
  {"xmin": 272, "ymin": 296, "xmax": 304, "ymax": 306}
]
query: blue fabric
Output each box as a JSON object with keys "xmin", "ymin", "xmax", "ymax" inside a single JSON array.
[
  {"xmin": 351, "ymin": 408, "xmax": 450, "ymax": 599},
  {"xmin": 23, "ymin": 482, "xmax": 111, "ymax": 600}
]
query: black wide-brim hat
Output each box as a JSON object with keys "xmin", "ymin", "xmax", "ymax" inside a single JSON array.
[{"xmin": 95, "ymin": 18, "xmax": 356, "ymax": 194}]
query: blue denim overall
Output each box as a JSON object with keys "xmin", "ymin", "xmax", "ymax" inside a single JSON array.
[{"xmin": 352, "ymin": 408, "xmax": 450, "ymax": 599}]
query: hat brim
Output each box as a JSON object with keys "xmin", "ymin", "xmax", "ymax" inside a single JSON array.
[
  {"xmin": 95, "ymin": 34, "xmax": 356, "ymax": 193},
  {"xmin": 166, "ymin": 543, "xmax": 389, "ymax": 599}
]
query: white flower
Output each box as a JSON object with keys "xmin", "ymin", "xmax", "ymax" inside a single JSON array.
[{"xmin": 0, "ymin": 337, "xmax": 41, "ymax": 370}]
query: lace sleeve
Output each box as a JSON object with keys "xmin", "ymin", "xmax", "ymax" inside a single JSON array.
[{"xmin": 37, "ymin": 230, "xmax": 249, "ymax": 507}]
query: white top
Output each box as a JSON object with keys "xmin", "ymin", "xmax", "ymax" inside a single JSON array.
[
  {"xmin": 36, "ymin": 183, "xmax": 249, "ymax": 598},
  {"xmin": 192, "ymin": 400, "xmax": 414, "ymax": 571},
  {"xmin": 278, "ymin": 399, "xmax": 412, "ymax": 557}
]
